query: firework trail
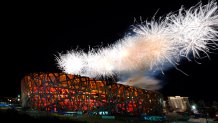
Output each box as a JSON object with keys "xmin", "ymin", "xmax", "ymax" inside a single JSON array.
[{"xmin": 56, "ymin": 1, "xmax": 218, "ymax": 90}]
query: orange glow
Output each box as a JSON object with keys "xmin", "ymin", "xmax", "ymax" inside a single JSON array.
[{"xmin": 21, "ymin": 73, "xmax": 163, "ymax": 116}]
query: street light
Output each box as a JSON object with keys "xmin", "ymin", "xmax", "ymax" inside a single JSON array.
[
  {"xmin": 191, "ymin": 104, "xmax": 198, "ymax": 114},
  {"xmin": 191, "ymin": 105, "xmax": 196, "ymax": 110}
]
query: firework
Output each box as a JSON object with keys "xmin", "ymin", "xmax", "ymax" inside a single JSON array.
[{"xmin": 56, "ymin": 1, "xmax": 218, "ymax": 90}]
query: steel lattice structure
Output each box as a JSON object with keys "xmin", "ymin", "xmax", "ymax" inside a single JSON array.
[{"xmin": 21, "ymin": 73, "xmax": 163, "ymax": 116}]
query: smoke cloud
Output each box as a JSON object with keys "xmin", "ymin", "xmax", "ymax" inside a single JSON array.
[{"xmin": 56, "ymin": 1, "xmax": 218, "ymax": 90}]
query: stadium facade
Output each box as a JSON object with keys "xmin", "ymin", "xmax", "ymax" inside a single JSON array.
[{"xmin": 21, "ymin": 73, "xmax": 163, "ymax": 116}]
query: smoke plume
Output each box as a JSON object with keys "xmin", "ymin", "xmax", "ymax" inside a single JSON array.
[{"xmin": 56, "ymin": 1, "xmax": 218, "ymax": 90}]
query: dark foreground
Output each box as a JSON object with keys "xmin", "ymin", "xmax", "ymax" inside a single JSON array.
[
  {"xmin": 0, "ymin": 109, "xmax": 218, "ymax": 123},
  {"xmin": 0, "ymin": 109, "xmax": 85, "ymax": 123}
]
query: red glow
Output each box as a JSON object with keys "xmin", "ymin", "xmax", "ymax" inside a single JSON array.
[{"xmin": 21, "ymin": 73, "xmax": 163, "ymax": 115}]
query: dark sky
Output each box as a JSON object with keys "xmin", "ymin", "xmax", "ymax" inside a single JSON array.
[{"xmin": 1, "ymin": 0, "xmax": 218, "ymax": 101}]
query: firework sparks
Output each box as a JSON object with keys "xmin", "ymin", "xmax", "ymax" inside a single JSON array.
[{"xmin": 56, "ymin": 1, "xmax": 218, "ymax": 90}]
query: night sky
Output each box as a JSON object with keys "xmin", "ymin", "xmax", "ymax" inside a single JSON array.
[{"xmin": 1, "ymin": 0, "xmax": 218, "ymax": 101}]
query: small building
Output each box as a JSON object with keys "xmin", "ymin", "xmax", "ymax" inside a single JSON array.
[{"xmin": 168, "ymin": 96, "xmax": 190, "ymax": 112}]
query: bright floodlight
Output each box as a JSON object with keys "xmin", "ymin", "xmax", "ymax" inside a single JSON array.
[{"xmin": 192, "ymin": 105, "xmax": 196, "ymax": 110}]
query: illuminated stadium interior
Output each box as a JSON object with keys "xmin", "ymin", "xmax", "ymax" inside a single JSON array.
[{"xmin": 21, "ymin": 73, "xmax": 163, "ymax": 116}]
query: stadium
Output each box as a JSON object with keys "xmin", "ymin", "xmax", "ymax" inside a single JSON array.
[{"xmin": 21, "ymin": 72, "xmax": 163, "ymax": 116}]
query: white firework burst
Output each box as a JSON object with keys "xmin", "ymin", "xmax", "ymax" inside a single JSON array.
[
  {"xmin": 56, "ymin": 51, "xmax": 86, "ymax": 75},
  {"xmin": 167, "ymin": 0, "xmax": 218, "ymax": 58},
  {"xmin": 56, "ymin": 1, "xmax": 218, "ymax": 90}
]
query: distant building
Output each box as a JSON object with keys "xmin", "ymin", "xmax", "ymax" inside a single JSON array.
[
  {"xmin": 168, "ymin": 96, "xmax": 190, "ymax": 112},
  {"xmin": 21, "ymin": 72, "xmax": 164, "ymax": 116}
]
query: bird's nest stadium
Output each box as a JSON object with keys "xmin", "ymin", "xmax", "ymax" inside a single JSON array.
[{"xmin": 21, "ymin": 73, "xmax": 163, "ymax": 116}]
